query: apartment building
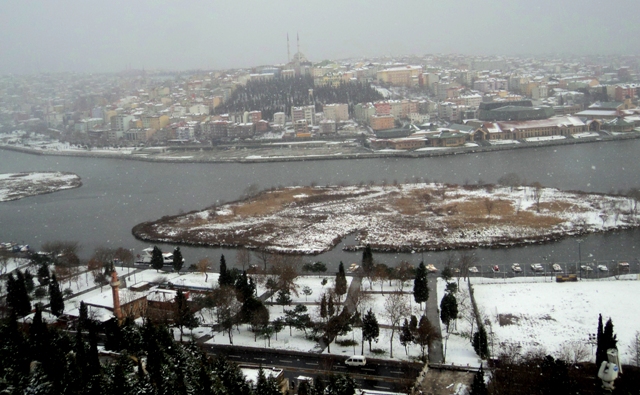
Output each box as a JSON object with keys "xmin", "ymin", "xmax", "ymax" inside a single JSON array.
[
  {"xmin": 377, "ymin": 65, "xmax": 423, "ymax": 87},
  {"xmin": 323, "ymin": 103, "xmax": 349, "ymax": 122},
  {"xmin": 291, "ymin": 105, "xmax": 316, "ymax": 126}
]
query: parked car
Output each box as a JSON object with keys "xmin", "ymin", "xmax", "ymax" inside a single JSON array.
[
  {"xmin": 618, "ymin": 262, "xmax": 630, "ymax": 270},
  {"xmin": 580, "ymin": 265, "xmax": 593, "ymax": 272},
  {"xmin": 530, "ymin": 263, "xmax": 544, "ymax": 272},
  {"xmin": 597, "ymin": 264, "xmax": 609, "ymax": 272},
  {"xmin": 511, "ymin": 263, "xmax": 522, "ymax": 273},
  {"xmin": 468, "ymin": 266, "xmax": 479, "ymax": 273},
  {"xmin": 552, "ymin": 264, "xmax": 563, "ymax": 272},
  {"xmin": 492, "ymin": 265, "xmax": 500, "ymax": 272},
  {"xmin": 348, "ymin": 263, "xmax": 360, "ymax": 273},
  {"xmin": 426, "ymin": 264, "xmax": 438, "ymax": 273}
]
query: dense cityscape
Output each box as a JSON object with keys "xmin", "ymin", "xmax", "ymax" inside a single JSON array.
[{"xmin": 2, "ymin": 6, "xmax": 640, "ymax": 391}]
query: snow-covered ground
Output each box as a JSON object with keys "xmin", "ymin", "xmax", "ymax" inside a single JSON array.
[
  {"xmin": 524, "ymin": 135, "xmax": 566, "ymax": 142},
  {"xmin": 0, "ymin": 171, "xmax": 81, "ymax": 201},
  {"xmin": 137, "ymin": 183, "xmax": 640, "ymax": 254},
  {"xmin": 472, "ymin": 275, "xmax": 640, "ymax": 364}
]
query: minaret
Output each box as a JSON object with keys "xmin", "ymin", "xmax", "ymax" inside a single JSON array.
[
  {"xmin": 110, "ymin": 271, "xmax": 123, "ymax": 321},
  {"xmin": 287, "ymin": 33, "xmax": 290, "ymax": 63}
]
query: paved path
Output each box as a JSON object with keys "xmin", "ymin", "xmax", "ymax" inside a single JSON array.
[{"xmin": 426, "ymin": 275, "xmax": 444, "ymax": 363}]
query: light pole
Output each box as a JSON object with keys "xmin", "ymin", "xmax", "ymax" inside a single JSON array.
[{"xmin": 576, "ymin": 239, "xmax": 583, "ymax": 279}]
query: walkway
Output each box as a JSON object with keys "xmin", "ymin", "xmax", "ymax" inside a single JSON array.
[{"xmin": 426, "ymin": 275, "xmax": 444, "ymax": 363}]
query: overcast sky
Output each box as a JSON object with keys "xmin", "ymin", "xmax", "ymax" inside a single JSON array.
[{"xmin": 1, "ymin": 0, "xmax": 639, "ymax": 74}]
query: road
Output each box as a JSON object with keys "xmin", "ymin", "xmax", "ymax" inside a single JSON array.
[{"xmin": 200, "ymin": 343, "xmax": 422, "ymax": 392}]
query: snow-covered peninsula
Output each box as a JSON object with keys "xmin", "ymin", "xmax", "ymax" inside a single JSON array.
[{"xmin": 0, "ymin": 172, "xmax": 81, "ymax": 202}]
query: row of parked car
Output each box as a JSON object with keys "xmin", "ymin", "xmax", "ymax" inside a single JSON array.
[{"xmin": 488, "ymin": 261, "xmax": 631, "ymax": 273}]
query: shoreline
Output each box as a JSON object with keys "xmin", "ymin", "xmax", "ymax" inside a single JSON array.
[{"xmin": 1, "ymin": 132, "xmax": 639, "ymax": 164}]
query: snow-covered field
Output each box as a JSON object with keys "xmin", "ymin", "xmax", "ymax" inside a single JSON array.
[
  {"xmin": 0, "ymin": 171, "xmax": 81, "ymax": 201},
  {"xmin": 135, "ymin": 183, "xmax": 640, "ymax": 254},
  {"xmin": 472, "ymin": 275, "xmax": 640, "ymax": 364}
]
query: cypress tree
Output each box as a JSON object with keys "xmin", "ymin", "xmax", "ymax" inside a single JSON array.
[
  {"xmin": 49, "ymin": 274, "xmax": 65, "ymax": 317},
  {"xmin": 175, "ymin": 289, "xmax": 199, "ymax": 340},
  {"xmin": 596, "ymin": 314, "xmax": 606, "ymax": 368},
  {"xmin": 440, "ymin": 292, "xmax": 458, "ymax": 332},
  {"xmin": 473, "ymin": 326, "xmax": 489, "ymax": 359},
  {"xmin": 399, "ymin": 318, "xmax": 414, "ymax": 355},
  {"xmin": 172, "ymin": 247, "xmax": 183, "ymax": 273},
  {"xmin": 362, "ymin": 308, "xmax": 380, "ymax": 352},
  {"xmin": 361, "ymin": 244, "xmax": 373, "ymax": 275},
  {"xmin": 469, "ymin": 364, "xmax": 488, "ymax": 395},
  {"xmin": 320, "ymin": 295, "xmax": 327, "ymax": 320},
  {"xmin": 24, "ymin": 269, "xmax": 35, "ymax": 294},
  {"xmin": 327, "ymin": 295, "xmax": 335, "ymax": 317},
  {"xmin": 79, "ymin": 301, "xmax": 89, "ymax": 330},
  {"xmin": 150, "ymin": 246, "xmax": 164, "ymax": 272},
  {"xmin": 218, "ymin": 254, "xmax": 232, "ymax": 287},
  {"xmin": 8, "ymin": 271, "xmax": 32, "ymax": 317},
  {"xmin": 413, "ymin": 262, "xmax": 429, "ymax": 308},
  {"xmin": 335, "ymin": 262, "xmax": 348, "ymax": 301},
  {"xmin": 37, "ymin": 263, "xmax": 51, "ymax": 286}
]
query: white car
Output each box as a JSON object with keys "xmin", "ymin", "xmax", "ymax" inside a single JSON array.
[
  {"xmin": 581, "ymin": 265, "xmax": 593, "ymax": 272},
  {"xmin": 552, "ymin": 264, "xmax": 562, "ymax": 272},
  {"xmin": 468, "ymin": 266, "xmax": 479, "ymax": 273},
  {"xmin": 618, "ymin": 262, "xmax": 629, "ymax": 270},
  {"xmin": 530, "ymin": 263, "xmax": 544, "ymax": 272},
  {"xmin": 345, "ymin": 355, "xmax": 366, "ymax": 366},
  {"xmin": 511, "ymin": 263, "xmax": 522, "ymax": 273},
  {"xmin": 426, "ymin": 264, "xmax": 438, "ymax": 273},
  {"xmin": 597, "ymin": 264, "xmax": 608, "ymax": 272}
]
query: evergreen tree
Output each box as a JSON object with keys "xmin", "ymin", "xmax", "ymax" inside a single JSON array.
[
  {"xmin": 48, "ymin": 274, "xmax": 64, "ymax": 317},
  {"xmin": 335, "ymin": 262, "xmax": 348, "ymax": 301},
  {"xmin": 79, "ymin": 301, "xmax": 89, "ymax": 330},
  {"xmin": 413, "ymin": 262, "xmax": 429, "ymax": 308},
  {"xmin": 24, "ymin": 269, "xmax": 35, "ymax": 294},
  {"xmin": 596, "ymin": 314, "xmax": 606, "ymax": 368},
  {"xmin": 37, "ymin": 263, "xmax": 50, "ymax": 286},
  {"xmin": 150, "ymin": 245, "xmax": 164, "ymax": 272},
  {"xmin": 327, "ymin": 295, "xmax": 335, "ymax": 317},
  {"xmin": 440, "ymin": 291, "xmax": 458, "ymax": 332},
  {"xmin": 603, "ymin": 318, "xmax": 618, "ymax": 353},
  {"xmin": 7, "ymin": 271, "xmax": 32, "ymax": 317},
  {"xmin": 473, "ymin": 326, "xmax": 489, "ymax": 359},
  {"xmin": 399, "ymin": 318, "xmax": 414, "ymax": 355},
  {"xmin": 320, "ymin": 295, "xmax": 327, "ymax": 320},
  {"xmin": 235, "ymin": 271, "xmax": 256, "ymax": 302},
  {"xmin": 361, "ymin": 244, "xmax": 374, "ymax": 276},
  {"xmin": 469, "ymin": 364, "xmax": 488, "ymax": 395},
  {"xmin": 218, "ymin": 254, "xmax": 233, "ymax": 287},
  {"xmin": 255, "ymin": 365, "xmax": 281, "ymax": 395},
  {"xmin": 362, "ymin": 308, "xmax": 380, "ymax": 352},
  {"xmin": 276, "ymin": 289, "xmax": 292, "ymax": 312},
  {"xmin": 172, "ymin": 246, "xmax": 183, "ymax": 273},
  {"xmin": 325, "ymin": 374, "xmax": 356, "ymax": 395},
  {"xmin": 175, "ymin": 289, "xmax": 199, "ymax": 340}
]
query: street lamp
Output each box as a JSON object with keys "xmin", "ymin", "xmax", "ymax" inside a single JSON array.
[{"xmin": 576, "ymin": 239, "xmax": 584, "ymax": 279}]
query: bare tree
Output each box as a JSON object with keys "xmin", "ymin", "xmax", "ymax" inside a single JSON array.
[
  {"xmin": 270, "ymin": 254, "xmax": 301, "ymax": 296},
  {"xmin": 457, "ymin": 250, "xmax": 478, "ymax": 283},
  {"xmin": 557, "ymin": 341, "xmax": 591, "ymax": 365},
  {"xmin": 252, "ymin": 248, "xmax": 272, "ymax": 271},
  {"xmin": 384, "ymin": 292, "xmax": 410, "ymax": 358},
  {"xmin": 628, "ymin": 331, "xmax": 640, "ymax": 367},
  {"xmin": 43, "ymin": 241, "xmax": 81, "ymax": 267},
  {"xmin": 114, "ymin": 247, "xmax": 134, "ymax": 267},
  {"xmin": 531, "ymin": 182, "xmax": 543, "ymax": 213},
  {"xmin": 197, "ymin": 258, "xmax": 211, "ymax": 282},
  {"xmin": 484, "ymin": 198, "xmax": 495, "ymax": 217},
  {"xmin": 236, "ymin": 248, "xmax": 251, "ymax": 271},
  {"xmin": 497, "ymin": 172, "xmax": 521, "ymax": 191},
  {"xmin": 395, "ymin": 261, "xmax": 414, "ymax": 292}
]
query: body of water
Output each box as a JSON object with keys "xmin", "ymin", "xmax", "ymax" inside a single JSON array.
[{"xmin": 0, "ymin": 140, "xmax": 639, "ymax": 271}]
